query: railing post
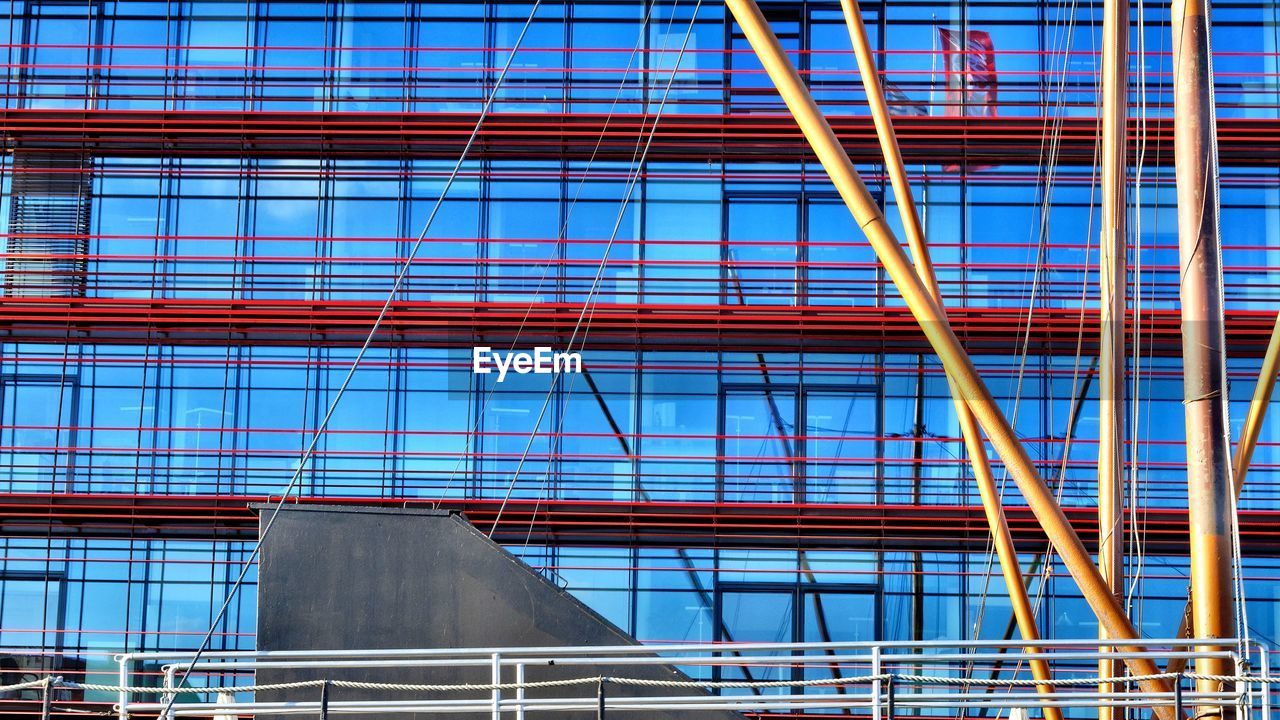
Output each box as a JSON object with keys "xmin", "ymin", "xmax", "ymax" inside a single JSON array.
[
  {"xmin": 491, "ymin": 652, "xmax": 502, "ymax": 720},
  {"xmin": 1125, "ymin": 676, "xmax": 1134, "ymax": 720},
  {"xmin": 886, "ymin": 675, "xmax": 896, "ymax": 720},
  {"xmin": 1175, "ymin": 673, "xmax": 1185, "ymax": 720},
  {"xmin": 1260, "ymin": 644, "xmax": 1272, "ymax": 720},
  {"xmin": 597, "ymin": 678, "xmax": 607, "ymax": 720},
  {"xmin": 1237, "ymin": 651, "xmax": 1249, "ymax": 720},
  {"xmin": 116, "ymin": 655, "xmax": 130, "ymax": 720},
  {"xmin": 162, "ymin": 665, "xmax": 177, "ymax": 720},
  {"xmin": 515, "ymin": 663, "xmax": 526, "ymax": 720},
  {"xmin": 40, "ymin": 675, "xmax": 60, "ymax": 720},
  {"xmin": 320, "ymin": 679, "xmax": 330, "ymax": 720},
  {"xmin": 872, "ymin": 645, "xmax": 882, "ymax": 720},
  {"xmin": 1240, "ymin": 675, "xmax": 1249, "ymax": 720}
]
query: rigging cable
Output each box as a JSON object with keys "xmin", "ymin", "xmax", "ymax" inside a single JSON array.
[
  {"xmin": 158, "ymin": 3, "xmax": 545, "ymax": 714},
  {"xmin": 1127, "ymin": 0, "xmax": 1153, "ymax": 615},
  {"xmin": 986, "ymin": 46, "xmax": 1107, "ymax": 695},
  {"xmin": 1131, "ymin": 0, "xmax": 1263, "ymax": 655},
  {"xmin": 1203, "ymin": 0, "xmax": 1253, "ymax": 659},
  {"xmin": 966, "ymin": 0, "xmax": 1091, "ymax": 661},
  {"xmin": 487, "ymin": 0, "xmax": 704, "ymax": 538},
  {"xmin": 982, "ymin": 90, "xmax": 1105, "ymax": 707},
  {"xmin": 515, "ymin": 2, "xmax": 710, "ymax": 543},
  {"xmin": 431, "ymin": 0, "xmax": 665, "ymax": 507}
]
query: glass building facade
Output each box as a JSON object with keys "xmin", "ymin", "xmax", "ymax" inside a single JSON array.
[{"xmin": 2, "ymin": 0, "xmax": 1280, "ymax": 712}]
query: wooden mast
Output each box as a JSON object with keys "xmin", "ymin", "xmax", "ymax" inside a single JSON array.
[{"xmin": 1097, "ymin": 0, "xmax": 1129, "ymax": 709}]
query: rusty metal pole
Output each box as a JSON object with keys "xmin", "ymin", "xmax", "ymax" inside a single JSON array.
[
  {"xmin": 1097, "ymin": 0, "xmax": 1130, "ymax": 710},
  {"xmin": 1168, "ymin": 312, "xmax": 1279, "ymax": 674},
  {"xmin": 1172, "ymin": 0, "xmax": 1236, "ymax": 711},
  {"xmin": 722, "ymin": 1, "xmax": 1179, "ymax": 712},
  {"xmin": 835, "ymin": 4, "xmax": 1059, "ymax": 717}
]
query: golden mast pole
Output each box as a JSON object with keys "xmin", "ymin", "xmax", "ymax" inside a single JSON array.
[
  {"xmin": 1232, "ymin": 315, "xmax": 1280, "ymax": 489},
  {"xmin": 1097, "ymin": 0, "xmax": 1130, "ymax": 709},
  {"xmin": 834, "ymin": 4, "xmax": 1059, "ymax": 717},
  {"xmin": 1172, "ymin": 0, "xmax": 1236, "ymax": 710},
  {"xmin": 1167, "ymin": 312, "xmax": 1279, "ymax": 674},
  {"xmin": 720, "ymin": 1, "xmax": 1181, "ymax": 713}
]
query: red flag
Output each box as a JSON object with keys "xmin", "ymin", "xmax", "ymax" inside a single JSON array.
[{"xmin": 937, "ymin": 27, "xmax": 998, "ymax": 171}]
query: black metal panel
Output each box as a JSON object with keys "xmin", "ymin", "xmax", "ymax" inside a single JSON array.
[{"xmin": 255, "ymin": 504, "xmax": 744, "ymax": 720}]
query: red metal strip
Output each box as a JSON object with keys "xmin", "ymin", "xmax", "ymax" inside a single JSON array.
[
  {"xmin": 2, "ymin": 110, "xmax": 1271, "ymax": 165},
  {"xmin": 0, "ymin": 299, "xmax": 1276, "ymax": 356},
  {"xmin": 5, "ymin": 492, "xmax": 1279, "ymax": 555}
]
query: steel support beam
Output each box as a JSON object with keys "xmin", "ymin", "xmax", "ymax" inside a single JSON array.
[
  {"xmin": 1097, "ymin": 0, "xmax": 1130, "ymax": 710},
  {"xmin": 721, "ymin": 1, "xmax": 1177, "ymax": 713},
  {"xmin": 1172, "ymin": 0, "xmax": 1237, "ymax": 709},
  {"xmin": 835, "ymin": 3, "xmax": 1058, "ymax": 715}
]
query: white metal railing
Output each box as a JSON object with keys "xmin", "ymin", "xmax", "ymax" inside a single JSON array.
[{"xmin": 95, "ymin": 638, "xmax": 1272, "ymax": 719}]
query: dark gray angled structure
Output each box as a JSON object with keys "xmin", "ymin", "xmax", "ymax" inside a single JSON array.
[
  {"xmin": 2, "ymin": 2, "xmax": 1280, "ymax": 718},
  {"xmin": 255, "ymin": 504, "xmax": 744, "ymax": 720}
]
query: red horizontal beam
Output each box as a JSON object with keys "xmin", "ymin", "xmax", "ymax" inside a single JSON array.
[
  {"xmin": 2, "ymin": 109, "xmax": 1273, "ymax": 165},
  {"xmin": 5, "ymin": 492, "xmax": 1280, "ymax": 556},
  {"xmin": 0, "ymin": 297, "xmax": 1277, "ymax": 356}
]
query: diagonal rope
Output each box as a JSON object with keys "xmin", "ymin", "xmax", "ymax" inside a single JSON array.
[
  {"xmin": 486, "ymin": 0, "xmax": 704, "ymax": 538},
  {"xmin": 512, "ymin": 1, "xmax": 702, "ymax": 545},
  {"xmin": 1199, "ymin": 2, "xmax": 1251, "ymax": 658},
  {"xmin": 430, "ymin": 0, "xmax": 665, "ymax": 507},
  {"xmin": 157, "ymin": 3, "xmax": 545, "ymax": 714},
  {"xmin": 1127, "ymin": 0, "xmax": 1154, "ymax": 615},
  {"xmin": 966, "ymin": 0, "xmax": 1093, "ymax": 668}
]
